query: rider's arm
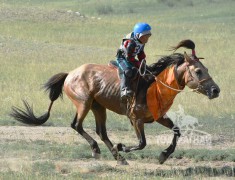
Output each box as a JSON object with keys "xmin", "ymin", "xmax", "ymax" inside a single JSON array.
[
  {"xmin": 136, "ymin": 50, "xmax": 146, "ymax": 67},
  {"xmin": 123, "ymin": 39, "xmax": 136, "ymax": 63}
]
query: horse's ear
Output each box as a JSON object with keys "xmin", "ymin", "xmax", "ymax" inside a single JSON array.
[{"xmin": 184, "ymin": 51, "xmax": 193, "ymax": 64}]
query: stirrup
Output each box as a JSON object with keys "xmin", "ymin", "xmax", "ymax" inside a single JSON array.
[{"xmin": 121, "ymin": 88, "xmax": 134, "ymax": 102}]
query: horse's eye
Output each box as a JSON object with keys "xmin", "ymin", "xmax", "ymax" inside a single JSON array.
[{"xmin": 195, "ymin": 69, "xmax": 202, "ymax": 77}]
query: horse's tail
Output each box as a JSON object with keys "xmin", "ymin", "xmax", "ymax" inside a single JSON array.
[{"xmin": 10, "ymin": 72, "xmax": 68, "ymax": 125}]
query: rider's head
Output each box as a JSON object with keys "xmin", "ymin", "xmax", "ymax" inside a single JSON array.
[{"xmin": 133, "ymin": 22, "xmax": 152, "ymax": 44}]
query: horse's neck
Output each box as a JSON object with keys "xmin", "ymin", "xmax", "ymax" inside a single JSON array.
[
  {"xmin": 175, "ymin": 62, "xmax": 187, "ymax": 87},
  {"xmin": 136, "ymin": 65, "xmax": 181, "ymax": 105}
]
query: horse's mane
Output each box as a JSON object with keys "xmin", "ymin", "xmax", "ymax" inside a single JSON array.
[
  {"xmin": 148, "ymin": 39, "xmax": 196, "ymax": 76},
  {"xmin": 148, "ymin": 53, "xmax": 184, "ymax": 76}
]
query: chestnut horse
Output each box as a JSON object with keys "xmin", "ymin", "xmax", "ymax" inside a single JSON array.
[{"xmin": 10, "ymin": 40, "xmax": 220, "ymax": 165}]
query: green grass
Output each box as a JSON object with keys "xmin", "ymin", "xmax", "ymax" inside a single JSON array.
[
  {"xmin": 1, "ymin": 167, "xmax": 234, "ymax": 179},
  {"xmin": 1, "ymin": 140, "xmax": 234, "ymax": 163},
  {"xmin": 0, "ymin": 0, "xmax": 233, "ymax": 131},
  {"xmin": 173, "ymin": 149, "xmax": 235, "ymax": 162},
  {"xmin": 0, "ymin": 0, "xmax": 234, "ymax": 138}
]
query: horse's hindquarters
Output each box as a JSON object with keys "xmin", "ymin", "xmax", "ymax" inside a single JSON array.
[{"xmin": 63, "ymin": 64, "xmax": 126, "ymax": 115}]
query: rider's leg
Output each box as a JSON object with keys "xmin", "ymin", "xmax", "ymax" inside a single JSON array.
[
  {"xmin": 116, "ymin": 58, "xmax": 134, "ymax": 100},
  {"xmin": 121, "ymin": 69, "xmax": 134, "ymax": 98}
]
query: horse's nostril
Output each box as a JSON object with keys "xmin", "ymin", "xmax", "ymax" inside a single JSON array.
[{"xmin": 211, "ymin": 87, "xmax": 219, "ymax": 94}]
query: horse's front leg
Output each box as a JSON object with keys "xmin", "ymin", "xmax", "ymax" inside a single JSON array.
[
  {"xmin": 113, "ymin": 119, "xmax": 146, "ymax": 152},
  {"xmin": 157, "ymin": 115, "xmax": 181, "ymax": 164}
]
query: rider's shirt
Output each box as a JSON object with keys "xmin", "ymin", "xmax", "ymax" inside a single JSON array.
[
  {"xmin": 147, "ymin": 65, "xmax": 185, "ymax": 121},
  {"xmin": 119, "ymin": 32, "xmax": 146, "ymax": 67}
]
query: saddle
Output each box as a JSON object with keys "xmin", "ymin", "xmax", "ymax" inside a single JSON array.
[
  {"xmin": 108, "ymin": 60, "xmax": 124, "ymax": 80},
  {"xmin": 108, "ymin": 60, "xmax": 142, "ymax": 101},
  {"xmin": 108, "ymin": 60, "xmax": 140, "ymax": 80},
  {"xmin": 108, "ymin": 60, "xmax": 119, "ymax": 69}
]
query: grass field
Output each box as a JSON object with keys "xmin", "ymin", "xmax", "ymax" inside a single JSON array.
[{"xmin": 0, "ymin": 0, "xmax": 235, "ymax": 179}]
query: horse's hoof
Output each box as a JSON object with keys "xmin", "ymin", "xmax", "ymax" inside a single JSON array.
[
  {"xmin": 117, "ymin": 159, "xmax": 129, "ymax": 166},
  {"xmin": 159, "ymin": 152, "xmax": 167, "ymax": 164},
  {"xmin": 92, "ymin": 152, "xmax": 101, "ymax": 159}
]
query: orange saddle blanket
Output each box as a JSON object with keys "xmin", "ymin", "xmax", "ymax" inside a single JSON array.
[{"xmin": 147, "ymin": 65, "xmax": 184, "ymax": 121}]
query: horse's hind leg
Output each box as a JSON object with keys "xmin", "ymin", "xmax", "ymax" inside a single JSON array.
[
  {"xmin": 91, "ymin": 101, "xmax": 128, "ymax": 165},
  {"xmin": 71, "ymin": 103, "xmax": 101, "ymax": 158}
]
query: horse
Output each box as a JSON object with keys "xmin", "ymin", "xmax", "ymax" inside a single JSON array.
[{"xmin": 10, "ymin": 40, "xmax": 220, "ymax": 165}]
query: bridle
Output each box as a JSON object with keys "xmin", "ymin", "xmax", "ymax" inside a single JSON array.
[
  {"xmin": 184, "ymin": 64, "xmax": 212, "ymax": 94},
  {"xmin": 139, "ymin": 59, "xmax": 212, "ymax": 94}
]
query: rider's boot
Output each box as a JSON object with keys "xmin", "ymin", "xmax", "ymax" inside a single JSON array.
[{"xmin": 120, "ymin": 75, "xmax": 134, "ymax": 102}]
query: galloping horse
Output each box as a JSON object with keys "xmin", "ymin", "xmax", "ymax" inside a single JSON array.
[{"xmin": 10, "ymin": 40, "xmax": 220, "ymax": 165}]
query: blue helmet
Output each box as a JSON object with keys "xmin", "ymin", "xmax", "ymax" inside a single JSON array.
[{"xmin": 133, "ymin": 23, "xmax": 151, "ymax": 37}]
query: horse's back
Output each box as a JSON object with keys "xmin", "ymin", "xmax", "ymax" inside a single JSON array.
[{"xmin": 65, "ymin": 63, "xmax": 118, "ymax": 87}]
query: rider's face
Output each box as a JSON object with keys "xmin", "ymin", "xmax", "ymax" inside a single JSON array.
[{"xmin": 139, "ymin": 34, "xmax": 151, "ymax": 44}]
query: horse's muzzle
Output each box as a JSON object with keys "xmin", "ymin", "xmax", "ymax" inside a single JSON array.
[{"xmin": 208, "ymin": 86, "xmax": 220, "ymax": 99}]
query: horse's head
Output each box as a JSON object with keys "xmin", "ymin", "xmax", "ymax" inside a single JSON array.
[
  {"xmin": 170, "ymin": 39, "xmax": 220, "ymax": 99},
  {"xmin": 182, "ymin": 52, "xmax": 220, "ymax": 99}
]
